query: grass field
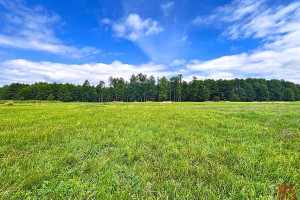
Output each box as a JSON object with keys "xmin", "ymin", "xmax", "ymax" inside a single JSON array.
[{"xmin": 0, "ymin": 102, "xmax": 299, "ymax": 199}]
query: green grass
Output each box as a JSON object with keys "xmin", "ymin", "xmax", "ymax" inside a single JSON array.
[{"xmin": 0, "ymin": 102, "xmax": 299, "ymax": 199}]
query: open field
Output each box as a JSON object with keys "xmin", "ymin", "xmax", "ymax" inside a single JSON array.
[{"xmin": 0, "ymin": 102, "xmax": 299, "ymax": 199}]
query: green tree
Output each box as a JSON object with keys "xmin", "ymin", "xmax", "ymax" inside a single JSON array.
[
  {"xmin": 158, "ymin": 76, "xmax": 168, "ymax": 101},
  {"xmin": 81, "ymin": 80, "xmax": 91, "ymax": 102},
  {"xmin": 281, "ymin": 80, "xmax": 299, "ymax": 101},
  {"xmin": 102, "ymin": 87, "xmax": 113, "ymax": 102},
  {"xmin": 267, "ymin": 80, "xmax": 282, "ymax": 101},
  {"xmin": 296, "ymin": 85, "xmax": 300, "ymax": 101},
  {"xmin": 281, "ymin": 88, "xmax": 295, "ymax": 101},
  {"xmin": 136, "ymin": 73, "xmax": 147, "ymax": 101},
  {"xmin": 181, "ymin": 81, "xmax": 189, "ymax": 101},
  {"xmin": 197, "ymin": 82, "xmax": 210, "ymax": 102},
  {"xmin": 68, "ymin": 84, "xmax": 80, "ymax": 101},
  {"xmin": 0, "ymin": 86, "xmax": 9, "ymax": 100},
  {"xmin": 96, "ymin": 81, "xmax": 105, "ymax": 102},
  {"xmin": 58, "ymin": 85, "xmax": 72, "ymax": 102},
  {"xmin": 229, "ymin": 90, "xmax": 240, "ymax": 102},
  {"xmin": 253, "ymin": 82, "xmax": 269, "ymax": 101},
  {"xmin": 47, "ymin": 94, "xmax": 54, "ymax": 101},
  {"xmin": 2, "ymin": 83, "xmax": 27, "ymax": 100},
  {"xmin": 36, "ymin": 83, "xmax": 52, "ymax": 100},
  {"xmin": 17, "ymin": 87, "xmax": 32, "ymax": 100},
  {"xmin": 244, "ymin": 83, "xmax": 255, "ymax": 102},
  {"xmin": 147, "ymin": 75, "xmax": 157, "ymax": 101},
  {"xmin": 91, "ymin": 87, "xmax": 98, "ymax": 102},
  {"xmin": 127, "ymin": 74, "xmax": 138, "ymax": 101},
  {"xmin": 109, "ymin": 77, "xmax": 126, "ymax": 101},
  {"xmin": 236, "ymin": 88, "xmax": 246, "ymax": 101},
  {"xmin": 204, "ymin": 79, "xmax": 219, "ymax": 101},
  {"xmin": 50, "ymin": 83, "xmax": 60, "ymax": 100},
  {"xmin": 213, "ymin": 96, "xmax": 220, "ymax": 102},
  {"xmin": 189, "ymin": 76, "xmax": 199, "ymax": 101},
  {"xmin": 217, "ymin": 80, "xmax": 233, "ymax": 101},
  {"xmin": 170, "ymin": 76, "xmax": 181, "ymax": 102}
]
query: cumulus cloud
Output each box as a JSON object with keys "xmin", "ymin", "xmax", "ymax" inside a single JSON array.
[
  {"xmin": 0, "ymin": 59, "xmax": 179, "ymax": 85},
  {"xmin": 187, "ymin": 47, "xmax": 300, "ymax": 83},
  {"xmin": 161, "ymin": 2, "xmax": 174, "ymax": 16},
  {"xmin": 112, "ymin": 14, "xmax": 163, "ymax": 41},
  {"xmin": 0, "ymin": 0, "xmax": 100, "ymax": 58},
  {"xmin": 189, "ymin": 0, "xmax": 300, "ymax": 84},
  {"xmin": 1, "ymin": 56, "xmax": 299, "ymax": 86}
]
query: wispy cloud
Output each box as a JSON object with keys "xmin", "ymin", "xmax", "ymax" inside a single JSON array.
[
  {"xmin": 101, "ymin": 18, "xmax": 112, "ymax": 25},
  {"xmin": 193, "ymin": 0, "xmax": 300, "ymax": 41},
  {"xmin": 193, "ymin": 0, "xmax": 266, "ymax": 28},
  {"xmin": 161, "ymin": 2, "xmax": 174, "ymax": 16},
  {"xmin": 112, "ymin": 13, "xmax": 163, "ymax": 41},
  {"xmin": 170, "ymin": 59, "xmax": 186, "ymax": 66},
  {"xmin": 189, "ymin": 0, "xmax": 300, "ymax": 84},
  {"xmin": 0, "ymin": 0, "xmax": 100, "ymax": 58}
]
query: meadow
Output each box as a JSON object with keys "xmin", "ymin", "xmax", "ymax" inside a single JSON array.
[{"xmin": 0, "ymin": 101, "xmax": 299, "ymax": 199}]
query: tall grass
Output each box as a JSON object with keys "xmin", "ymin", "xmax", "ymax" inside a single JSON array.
[{"xmin": 0, "ymin": 102, "xmax": 299, "ymax": 199}]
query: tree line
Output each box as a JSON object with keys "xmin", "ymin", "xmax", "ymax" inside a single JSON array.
[{"xmin": 0, "ymin": 74, "xmax": 299, "ymax": 102}]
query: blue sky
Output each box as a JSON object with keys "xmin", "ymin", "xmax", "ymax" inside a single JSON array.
[{"xmin": 0, "ymin": 0, "xmax": 299, "ymax": 86}]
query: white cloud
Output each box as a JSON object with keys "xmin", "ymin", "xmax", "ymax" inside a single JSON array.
[
  {"xmin": 1, "ymin": 55, "xmax": 299, "ymax": 86},
  {"xmin": 193, "ymin": 0, "xmax": 300, "ymax": 41},
  {"xmin": 185, "ymin": 72, "xmax": 235, "ymax": 82},
  {"xmin": 101, "ymin": 18, "xmax": 112, "ymax": 24},
  {"xmin": 187, "ymin": 47, "xmax": 300, "ymax": 83},
  {"xmin": 161, "ymin": 2, "xmax": 174, "ymax": 16},
  {"xmin": 112, "ymin": 14, "xmax": 163, "ymax": 41},
  {"xmin": 193, "ymin": 0, "xmax": 266, "ymax": 26},
  {"xmin": 187, "ymin": 54, "xmax": 248, "ymax": 71},
  {"xmin": 188, "ymin": 0, "xmax": 300, "ymax": 84},
  {"xmin": 0, "ymin": 0, "xmax": 100, "ymax": 58},
  {"xmin": 0, "ymin": 59, "xmax": 179, "ymax": 85},
  {"xmin": 170, "ymin": 59, "xmax": 186, "ymax": 66}
]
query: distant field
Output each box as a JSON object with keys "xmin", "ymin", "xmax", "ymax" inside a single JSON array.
[{"xmin": 0, "ymin": 102, "xmax": 299, "ymax": 199}]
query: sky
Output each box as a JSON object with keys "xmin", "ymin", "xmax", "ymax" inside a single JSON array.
[{"xmin": 0, "ymin": 0, "xmax": 299, "ymax": 86}]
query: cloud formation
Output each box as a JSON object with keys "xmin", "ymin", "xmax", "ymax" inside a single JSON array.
[
  {"xmin": 0, "ymin": 0, "xmax": 299, "ymax": 85},
  {"xmin": 0, "ymin": 59, "xmax": 177, "ymax": 86},
  {"xmin": 170, "ymin": 59, "xmax": 186, "ymax": 66},
  {"xmin": 161, "ymin": 2, "xmax": 174, "ymax": 16},
  {"xmin": 112, "ymin": 14, "xmax": 163, "ymax": 41},
  {"xmin": 0, "ymin": 0, "xmax": 100, "ymax": 58},
  {"xmin": 190, "ymin": 0, "xmax": 300, "ymax": 84}
]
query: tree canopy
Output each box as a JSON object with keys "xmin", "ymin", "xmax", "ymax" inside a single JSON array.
[{"xmin": 1, "ymin": 75, "xmax": 299, "ymax": 102}]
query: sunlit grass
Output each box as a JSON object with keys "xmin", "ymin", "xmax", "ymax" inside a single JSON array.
[{"xmin": 0, "ymin": 102, "xmax": 299, "ymax": 199}]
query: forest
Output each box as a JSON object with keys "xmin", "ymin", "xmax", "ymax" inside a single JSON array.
[{"xmin": 0, "ymin": 74, "xmax": 299, "ymax": 102}]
